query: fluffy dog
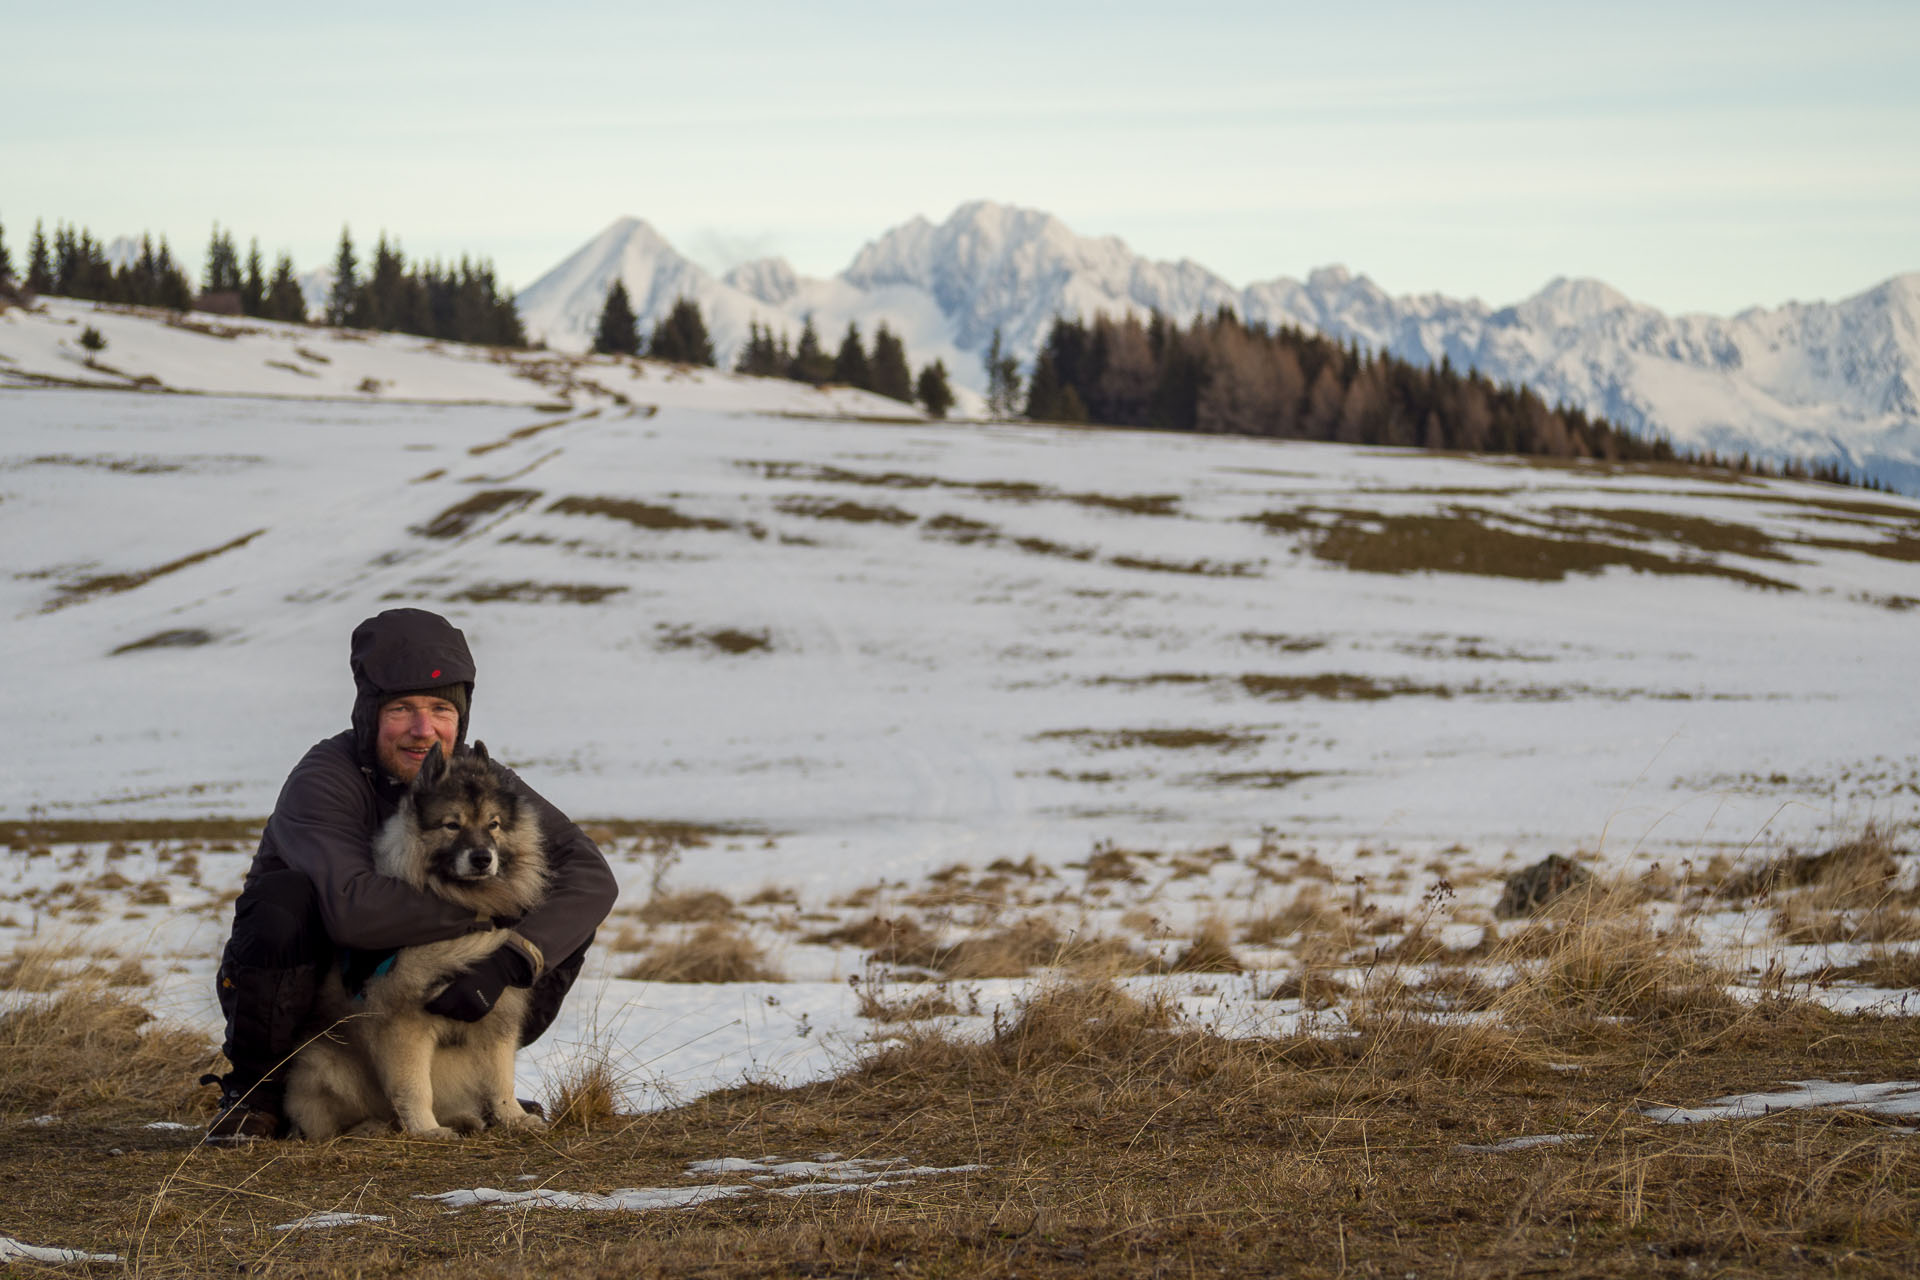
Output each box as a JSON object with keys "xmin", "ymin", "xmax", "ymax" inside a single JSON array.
[{"xmin": 284, "ymin": 742, "xmax": 550, "ymax": 1140}]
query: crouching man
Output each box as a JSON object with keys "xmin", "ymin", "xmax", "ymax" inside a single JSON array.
[{"xmin": 202, "ymin": 607, "xmax": 618, "ymax": 1140}]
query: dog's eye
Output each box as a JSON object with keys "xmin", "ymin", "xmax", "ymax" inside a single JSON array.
[
  {"xmin": 442, "ymin": 820, "xmax": 461, "ymax": 832},
  {"xmin": 487, "ymin": 819, "xmax": 501, "ymax": 831}
]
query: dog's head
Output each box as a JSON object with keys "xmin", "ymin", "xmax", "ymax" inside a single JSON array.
[{"xmin": 395, "ymin": 741, "xmax": 548, "ymax": 914}]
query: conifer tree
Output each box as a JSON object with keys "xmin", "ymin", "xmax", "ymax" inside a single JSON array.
[
  {"xmin": 26, "ymin": 221, "xmax": 52, "ymax": 294},
  {"xmin": 594, "ymin": 279, "xmax": 639, "ymax": 355},
  {"xmin": 266, "ymin": 252, "xmax": 307, "ymax": 322},
  {"xmin": 832, "ymin": 322, "xmax": 871, "ymax": 389},
  {"xmin": 0, "ymin": 214, "xmax": 11, "ymax": 283},
  {"xmin": 202, "ymin": 224, "xmax": 242, "ymax": 295},
  {"xmin": 870, "ymin": 323, "xmax": 913, "ymax": 402},
  {"xmin": 735, "ymin": 321, "xmax": 787, "ymax": 376},
  {"xmin": 359, "ymin": 233, "xmax": 407, "ymax": 332},
  {"xmin": 327, "ymin": 228, "xmax": 358, "ymax": 327},
  {"xmin": 916, "ymin": 360, "xmax": 954, "ymax": 419},
  {"xmin": 241, "ymin": 239, "xmax": 266, "ymax": 316},
  {"xmin": 788, "ymin": 316, "xmax": 833, "ymax": 383},
  {"xmin": 649, "ymin": 296, "xmax": 715, "ymax": 365},
  {"xmin": 153, "ymin": 238, "xmax": 193, "ymax": 310},
  {"xmin": 984, "ymin": 327, "xmax": 1022, "ymax": 418}
]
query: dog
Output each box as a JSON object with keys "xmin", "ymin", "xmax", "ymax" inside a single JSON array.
[{"xmin": 283, "ymin": 741, "xmax": 550, "ymax": 1141}]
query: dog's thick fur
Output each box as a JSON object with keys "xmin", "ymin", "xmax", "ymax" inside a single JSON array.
[{"xmin": 283, "ymin": 742, "xmax": 550, "ymax": 1141}]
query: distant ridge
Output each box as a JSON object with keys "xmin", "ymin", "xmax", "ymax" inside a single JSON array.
[{"xmin": 516, "ymin": 203, "xmax": 1920, "ymax": 491}]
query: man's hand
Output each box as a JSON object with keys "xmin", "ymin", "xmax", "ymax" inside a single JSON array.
[{"xmin": 425, "ymin": 946, "xmax": 534, "ymax": 1022}]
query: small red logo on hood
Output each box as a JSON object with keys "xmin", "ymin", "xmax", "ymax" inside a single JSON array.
[{"xmin": 431, "ymin": 669, "xmax": 442, "ymax": 679}]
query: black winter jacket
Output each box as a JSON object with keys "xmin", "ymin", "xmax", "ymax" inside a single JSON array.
[{"xmin": 242, "ymin": 609, "xmax": 616, "ymax": 969}]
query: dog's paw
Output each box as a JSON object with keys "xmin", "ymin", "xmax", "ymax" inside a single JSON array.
[
  {"xmin": 403, "ymin": 1124, "xmax": 461, "ymax": 1141},
  {"xmin": 496, "ymin": 1112, "xmax": 549, "ymax": 1134}
]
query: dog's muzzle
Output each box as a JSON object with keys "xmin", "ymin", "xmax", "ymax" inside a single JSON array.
[{"xmin": 449, "ymin": 846, "xmax": 500, "ymax": 879}]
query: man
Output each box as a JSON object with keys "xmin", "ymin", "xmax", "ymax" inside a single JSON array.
[{"xmin": 203, "ymin": 607, "xmax": 618, "ymax": 1140}]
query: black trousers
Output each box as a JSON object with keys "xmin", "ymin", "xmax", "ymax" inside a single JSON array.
[{"xmin": 215, "ymin": 868, "xmax": 588, "ymax": 1096}]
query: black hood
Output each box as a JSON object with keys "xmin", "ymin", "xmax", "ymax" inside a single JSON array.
[{"xmin": 348, "ymin": 608, "xmax": 476, "ymax": 773}]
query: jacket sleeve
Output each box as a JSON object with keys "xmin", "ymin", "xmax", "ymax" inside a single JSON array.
[
  {"xmin": 501, "ymin": 768, "xmax": 618, "ymax": 970},
  {"xmin": 263, "ymin": 744, "xmax": 484, "ymax": 951}
]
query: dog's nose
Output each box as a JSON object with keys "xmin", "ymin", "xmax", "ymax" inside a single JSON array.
[{"xmin": 460, "ymin": 847, "xmax": 499, "ymax": 877}]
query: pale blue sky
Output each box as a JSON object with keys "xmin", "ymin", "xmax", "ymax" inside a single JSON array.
[{"xmin": 5, "ymin": 1, "xmax": 1915, "ymax": 314}]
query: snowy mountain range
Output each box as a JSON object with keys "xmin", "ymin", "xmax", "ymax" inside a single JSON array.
[{"xmin": 515, "ymin": 202, "xmax": 1920, "ymax": 491}]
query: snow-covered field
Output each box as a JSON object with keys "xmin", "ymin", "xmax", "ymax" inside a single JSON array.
[{"xmin": 5, "ymin": 302, "xmax": 1920, "ymax": 1114}]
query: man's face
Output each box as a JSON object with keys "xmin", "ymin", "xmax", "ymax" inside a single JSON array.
[{"xmin": 375, "ymin": 694, "xmax": 460, "ymax": 782}]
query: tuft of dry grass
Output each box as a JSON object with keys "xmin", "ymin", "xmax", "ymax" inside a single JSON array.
[
  {"xmin": 1722, "ymin": 826, "xmax": 1906, "ymax": 907},
  {"xmin": 0, "ymin": 984, "xmax": 213, "ymax": 1118},
  {"xmin": 1493, "ymin": 904, "xmax": 1735, "ymax": 1031},
  {"xmin": 855, "ymin": 984, "xmax": 962, "ymax": 1023},
  {"xmin": 618, "ymin": 924, "xmax": 782, "ymax": 983},
  {"xmin": 543, "ymin": 1051, "xmax": 625, "ymax": 1134},
  {"xmin": 1166, "ymin": 921, "xmax": 1245, "ymax": 973},
  {"xmin": 636, "ymin": 888, "xmax": 736, "ymax": 924}
]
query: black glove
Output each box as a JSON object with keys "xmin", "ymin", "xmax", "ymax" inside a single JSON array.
[{"xmin": 425, "ymin": 946, "xmax": 534, "ymax": 1022}]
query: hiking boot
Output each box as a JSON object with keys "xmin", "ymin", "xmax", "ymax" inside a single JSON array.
[
  {"xmin": 519, "ymin": 1098, "xmax": 546, "ymax": 1120},
  {"xmin": 200, "ymin": 1074, "xmax": 284, "ymax": 1143}
]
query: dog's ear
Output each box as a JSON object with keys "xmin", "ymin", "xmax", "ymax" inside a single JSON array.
[
  {"xmin": 417, "ymin": 741, "xmax": 448, "ymax": 789},
  {"xmin": 471, "ymin": 740, "xmax": 490, "ymax": 763}
]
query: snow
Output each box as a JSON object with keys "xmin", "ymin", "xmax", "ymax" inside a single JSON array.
[
  {"xmin": 0, "ymin": 1235, "xmax": 120, "ymax": 1264},
  {"xmin": 271, "ymin": 1212, "xmax": 389, "ymax": 1231},
  {"xmin": 419, "ymin": 1154, "xmax": 982, "ymax": 1215},
  {"xmin": 1456, "ymin": 1134, "xmax": 1591, "ymax": 1153},
  {"xmin": 1647, "ymin": 1080, "xmax": 1920, "ymax": 1125},
  {"xmin": 425, "ymin": 1184, "xmax": 746, "ymax": 1212}
]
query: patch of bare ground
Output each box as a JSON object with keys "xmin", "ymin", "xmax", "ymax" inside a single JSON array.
[
  {"xmin": 1038, "ymin": 727, "xmax": 1262, "ymax": 752},
  {"xmin": 445, "ymin": 580, "xmax": 627, "ymax": 604},
  {"xmin": 546, "ymin": 494, "xmax": 734, "ymax": 531},
  {"xmin": 1800, "ymin": 533, "xmax": 1920, "ymax": 562},
  {"xmin": 1190, "ymin": 771, "xmax": 1313, "ymax": 790},
  {"xmin": 2, "ymin": 817, "xmax": 264, "ymax": 846},
  {"xmin": 468, "ymin": 415, "xmax": 576, "ymax": 457},
  {"xmin": 109, "ymin": 627, "xmax": 216, "ymax": 655},
  {"xmin": 741, "ymin": 460, "xmax": 1182, "ymax": 518},
  {"xmin": 43, "ymin": 527, "xmax": 268, "ymax": 612},
  {"xmin": 774, "ymin": 496, "xmax": 917, "ymax": 524},
  {"xmin": 657, "ymin": 625, "xmax": 771, "ymax": 655},
  {"xmin": 16, "ymin": 973, "xmax": 1920, "ymax": 1278},
  {"xmin": 1302, "ymin": 510, "xmax": 1800, "ymax": 589},
  {"xmin": 1240, "ymin": 672, "xmax": 1453, "ymax": 700},
  {"xmin": 411, "ymin": 487, "xmax": 542, "ymax": 538},
  {"xmin": 1239, "ymin": 630, "xmax": 1327, "ymax": 653},
  {"xmin": 1567, "ymin": 506, "xmax": 1800, "ymax": 561},
  {"xmin": 1107, "ymin": 553, "xmax": 1259, "ymax": 577},
  {"xmin": 577, "ymin": 818, "xmax": 744, "ymax": 850}
]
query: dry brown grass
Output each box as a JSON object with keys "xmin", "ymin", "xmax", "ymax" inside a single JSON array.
[
  {"xmin": 1309, "ymin": 510, "xmax": 1797, "ymax": 590},
  {"xmin": 546, "ymin": 494, "xmax": 733, "ymax": 531},
  {"xmin": 411, "ymin": 487, "xmax": 540, "ymax": 538},
  {"xmin": 618, "ymin": 924, "xmax": 782, "ymax": 983},
  {"xmin": 4, "ymin": 968, "xmax": 1920, "ymax": 1277},
  {"xmin": 635, "ymin": 889, "xmax": 736, "ymax": 924},
  {"xmin": 855, "ymin": 984, "xmax": 961, "ymax": 1023},
  {"xmin": 543, "ymin": 1051, "xmax": 624, "ymax": 1134},
  {"xmin": 1166, "ymin": 921, "xmax": 1245, "ymax": 973},
  {"xmin": 0, "ymin": 984, "xmax": 212, "ymax": 1118},
  {"xmin": 1723, "ymin": 826, "xmax": 1907, "ymax": 907},
  {"xmin": 1493, "ymin": 904, "xmax": 1736, "ymax": 1031}
]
